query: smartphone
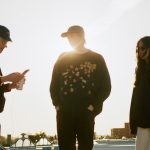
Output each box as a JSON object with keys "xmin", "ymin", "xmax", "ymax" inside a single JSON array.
[{"xmin": 22, "ymin": 69, "xmax": 30, "ymax": 75}]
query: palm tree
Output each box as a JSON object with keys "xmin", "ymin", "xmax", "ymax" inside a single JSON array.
[
  {"xmin": 21, "ymin": 133, "xmax": 26, "ymax": 147},
  {"xmin": 40, "ymin": 132, "xmax": 46, "ymax": 145},
  {"xmin": 28, "ymin": 135, "xmax": 36, "ymax": 145}
]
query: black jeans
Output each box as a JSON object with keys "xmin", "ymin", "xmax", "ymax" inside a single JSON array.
[{"xmin": 57, "ymin": 109, "xmax": 95, "ymax": 150}]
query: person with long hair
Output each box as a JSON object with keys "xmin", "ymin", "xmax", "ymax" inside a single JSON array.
[{"xmin": 130, "ymin": 36, "xmax": 150, "ymax": 150}]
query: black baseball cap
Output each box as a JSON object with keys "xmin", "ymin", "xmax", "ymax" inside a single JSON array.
[
  {"xmin": 0, "ymin": 25, "xmax": 12, "ymax": 41},
  {"xmin": 61, "ymin": 25, "xmax": 85, "ymax": 38}
]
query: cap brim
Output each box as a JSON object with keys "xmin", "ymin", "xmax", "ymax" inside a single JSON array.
[
  {"xmin": 61, "ymin": 32, "xmax": 69, "ymax": 38},
  {"xmin": 7, "ymin": 37, "xmax": 12, "ymax": 41},
  {"xmin": 3, "ymin": 36, "xmax": 12, "ymax": 41}
]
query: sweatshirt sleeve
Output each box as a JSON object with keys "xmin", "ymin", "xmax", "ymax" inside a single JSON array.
[
  {"xmin": 0, "ymin": 84, "xmax": 11, "ymax": 94},
  {"xmin": 0, "ymin": 68, "xmax": 11, "ymax": 93},
  {"xmin": 0, "ymin": 95, "xmax": 5, "ymax": 113},
  {"xmin": 0, "ymin": 84, "xmax": 11, "ymax": 113},
  {"xmin": 92, "ymin": 55, "xmax": 111, "ymax": 115},
  {"xmin": 50, "ymin": 56, "xmax": 62, "ymax": 106}
]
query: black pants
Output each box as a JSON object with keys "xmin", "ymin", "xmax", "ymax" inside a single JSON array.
[{"xmin": 57, "ymin": 110, "xmax": 95, "ymax": 150}]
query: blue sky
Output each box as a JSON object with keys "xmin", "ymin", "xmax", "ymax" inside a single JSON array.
[{"xmin": 0, "ymin": 0, "xmax": 150, "ymax": 137}]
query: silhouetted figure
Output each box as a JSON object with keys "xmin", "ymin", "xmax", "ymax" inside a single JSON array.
[
  {"xmin": 0, "ymin": 25, "xmax": 25, "ymax": 113},
  {"xmin": 50, "ymin": 25, "xmax": 111, "ymax": 150},
  {"xmin": 130, "ymin": 36, "xmax": 150, "ymax": 150}
]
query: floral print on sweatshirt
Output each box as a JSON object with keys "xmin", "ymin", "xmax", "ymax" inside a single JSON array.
[{"xmin": 61, "ymin": 61, "xmax": 97, "ymax": 95}]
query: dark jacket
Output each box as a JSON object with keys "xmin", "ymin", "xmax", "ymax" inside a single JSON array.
[
  {"xmin": 0, "ymin": 69, "xmax": 11, "ymax": 113},
  {"xmin": 130, "ymin": 71, "xmax": 150, "ymax": 134},
  {"xmin": 50, "ymin": 50, "xmax": 111, "ymax": 116}
]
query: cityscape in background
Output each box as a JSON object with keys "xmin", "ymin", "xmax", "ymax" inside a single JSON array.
[{"xmin": 0, "ymin": 122, "xmax": 134, "ymax": 148}]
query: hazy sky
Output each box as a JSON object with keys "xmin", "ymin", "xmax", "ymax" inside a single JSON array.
[{"xmin": 0, "ymin": 0, "xmax": 150, "ymax": 137}]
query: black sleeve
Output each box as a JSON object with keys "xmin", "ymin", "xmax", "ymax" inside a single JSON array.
[
  {"xmin": 0, "ymin": 84, "xmax": 11, "ymax": 93},
  {"xmin": 97, "ymin": 55, "xmax": 111, "ymax": 101},
  {"xmin": 92, "ymin": 55, "xmax": 111, "ymax": 115},
  {"xmin": 0, "ymin": 95, "xmax": 5, "ymax": 113},
  {"xmin": 50, "ymin": 59, "xmax": 61, "ymax": 106},
  {"xmin": 0, "ymin": 84, "xmax": 11, "ymax": 113},
  {"xmin": 50, "ymin": 52, "xmax": 67, "ymax": 106},
  {"xmin": 129, "ymin": 87, "xmax": 138, "ymax": 135}
]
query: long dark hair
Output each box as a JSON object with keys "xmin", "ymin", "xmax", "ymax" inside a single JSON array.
[{"xmin": 135, "ymin": 36, "xmax": 150, "ymax": 86}]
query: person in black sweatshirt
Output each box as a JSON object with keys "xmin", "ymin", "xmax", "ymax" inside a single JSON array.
[
  {"xmin": 130, "ymin": 36, "xmax": 150, "ymax": 150},
  {"xmin": 50, "ymin": 25, "xmax": 111, "ymax": 150},
  {"xmin": 0, "ymin": 25, "xmax": 25, "ymax": 113}
]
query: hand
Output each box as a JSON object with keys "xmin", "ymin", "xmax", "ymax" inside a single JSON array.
[
  {"xmin": 8, "ymin": 83, "xmax": 18, "ymax": 90},
  {"xmin": 87, "ymin": 105, "xmax": 94, "ymax": 112},
  {"xmin": 55, "ymin": 106, "xmax": 60, "ymax": 111},
  {"xmin": 16, "ymin": 78, "xmax": 26, "ymax": 90},
  {"xmin": 1, "ymin": 72, "xmax": 24, "ymax": 83}
]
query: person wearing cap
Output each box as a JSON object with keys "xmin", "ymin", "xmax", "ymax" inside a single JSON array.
[
  {"xmin": 50, "ymin": 25, "xmax": 111, "ymax": 150},
  {"xmin": 0, "ymin": 25, "xmax": 24, "ymax": 113}
]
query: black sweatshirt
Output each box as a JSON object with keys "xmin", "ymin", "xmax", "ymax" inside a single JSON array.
[
  {"xmin": 50, "ymin": 50, "xmax": 111, "ymax": 116},
  {"xmin": 0, "ymin": 69, "xmax": 11, "ymax": 113},
  {"xmin": 130, "ymin": 70, "xmax": 150, "ymax": 134}
]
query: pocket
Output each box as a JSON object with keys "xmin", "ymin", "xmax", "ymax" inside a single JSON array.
[
  {"xmin": 86, "ymin": 107, "xmax": 94, "ymax": 117},
  {"xmin": 87, "ymin": 108, "xmax": 94, "ymax": 113}
]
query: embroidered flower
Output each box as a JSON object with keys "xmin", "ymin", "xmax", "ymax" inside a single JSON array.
[
  {"xmin": 70, "ymin": 88, "xmax": 74, "ymax": 92},
  {"xmin": 82, "ymin": 79, "xmax": 87, "ymax": 84},
  {"xmin": 61, "ymin": 61, "xmax": 97, "ymax": 95},
  {"xmin": 88, "ymin": 90, "xmax": 91, "ymax": 95},
  {"xmin": 73, "ymin": 79, "xmax": 77, "ymax": 83},
  {"xmin": 64, "ymin": 91, "xmax": 68, "ymax": 95},
  {"xmin": 62, "ymin": 72, "xmax": 68, "ymax": 76},
  {"xmin": 70, "ymin": 65, "xmax": 74, "ymax": 69},
  {"xmin": 75, "ymin": 72, "xmax": 80, "ymax": 76},
  {"xmin": 75, "ymin": 67, "xmax": 79, "ymax": 71},
  {"xmin": 92, "ymin": 83, "xmax": 94, "ymax": 86},
  {"xmin": 70, "ymin": 84, "xmax": 73, "ymax": 87},
  {"xmin": 64, "ymin": 80, "xmax": 67, "ymax": 85}
]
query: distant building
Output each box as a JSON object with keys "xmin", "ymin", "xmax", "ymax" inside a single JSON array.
[
  {"xmin": 7, "ymin": 134, "xmax": 11, "ymax": 146},
  {"xmin": 0, "ymin": 124, "xmax": 1, "ymax": 136},
  {"xmin": 111, "ymin": 123, "xmax": 132, "ymax": 139}
]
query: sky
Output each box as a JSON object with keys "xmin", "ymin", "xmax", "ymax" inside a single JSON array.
[{"xmin": 0, "ymin": 0, "xmax": 150, "ymax": 137}]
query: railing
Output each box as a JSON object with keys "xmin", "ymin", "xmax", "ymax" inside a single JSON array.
[{"xmin": 0, "ymin": 144, "xmax": 7, "ymax": 150}]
